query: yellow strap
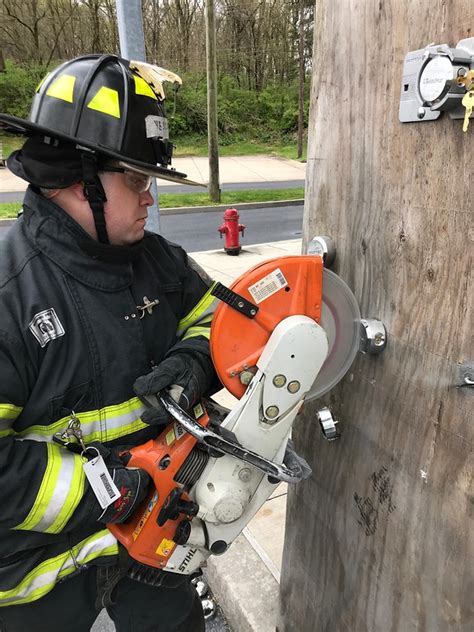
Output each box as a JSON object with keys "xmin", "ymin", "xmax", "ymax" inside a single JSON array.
[{"xmin": 87, "ymin": 86, "xmax": 121, "ymax": 118}]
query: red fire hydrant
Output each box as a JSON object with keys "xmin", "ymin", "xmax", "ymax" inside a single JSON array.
[{"xmin": 217, "ymin": 208, "xmax": 245, "ymax": 256}]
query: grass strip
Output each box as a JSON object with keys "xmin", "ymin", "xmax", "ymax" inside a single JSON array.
[{"xmin": 0, "ymin": 187, "xmax": 304, "ymax": 219}]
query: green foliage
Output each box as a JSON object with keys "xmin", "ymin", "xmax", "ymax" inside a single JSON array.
[
  {"xmin": 168, "ymin": 73, "xmax": 310, "ymax": 142},
  {"xmin": 0, "ymin": 60, "xmax": 47, "ymax": 119},
  {"xmin": 0, "ymin": 59, "xmax": 310, "ymax": 148}
]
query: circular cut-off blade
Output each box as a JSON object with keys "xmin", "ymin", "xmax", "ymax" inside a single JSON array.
[{"xmin": 306, "ymin": 269, "xmax": 361, "ymax": 400}]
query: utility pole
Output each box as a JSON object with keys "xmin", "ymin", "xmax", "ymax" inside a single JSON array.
[
  {"xmin": 205, "ymin": 0, "xmax": 221, "ymax": 203},
  {"xmin": 297, "ymin": 0, "xmax": 305, "ymax": 159},
  {"xmin": 280, "ymin": 1, "xmax": 473, "ymax": 630},
  {"xmin": 116, "ymin": 0, "xmax": 160, "ymax": 233}
]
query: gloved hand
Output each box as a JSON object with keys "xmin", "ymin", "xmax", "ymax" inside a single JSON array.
[
  {"xmin": 90, "ymin": 444, "xmax": 151, "ymax": 524},
  {"xmin": 134, "ymin": 351, "xmax": 216, "ymax": 426}
]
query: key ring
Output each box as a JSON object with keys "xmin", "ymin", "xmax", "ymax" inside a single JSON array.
[{"xmin": 81, "ymin": 445, "xmax": 100, "ymax": 462}]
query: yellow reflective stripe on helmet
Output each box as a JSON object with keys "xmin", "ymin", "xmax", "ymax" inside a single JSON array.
[
  {"xmin": 176, "ymin": 284, "xmax": 217, "ymax": 337},
  {"xmin": 14, "ymin": 444, "xmax": 85, "ymax": 534},
  {"xmin": 46, "ymin": 74, "xmax": 76, "ymax": 103},
  {"xmin": 87, "ymin": 86, "xmax": 120, "ymax": 118},
  {"xmin": 35, "ymin": 73, "xmax": 50, "ymax": 93},
  {"xmin": 133, "ymin": 75, "xmax": 157, "ymax": 100},
  {"xmin": 0, "ymin": 530, "xmax": 118, "ymax": 606},
  {"xmin": 0, "ymin": 403, "xmax": 22, "ymax": 420},
  {"xmin": 18, "ymin": 397, "xmax": 147, "ymax": 444},
  {"xmin": 182, "ymin": 326, "xmax": 211, "ymax": 342}
]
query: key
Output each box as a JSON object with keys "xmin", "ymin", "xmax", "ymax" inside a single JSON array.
[
  {"xmin": 456, "ymin": 69, "xmax": 474, "ymax": 91},
  {"xmin": 462, "ymin": 91, "xmax": 474, "ymax": 132}
]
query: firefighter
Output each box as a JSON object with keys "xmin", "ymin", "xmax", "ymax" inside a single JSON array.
[{"xmin": 0, "ymin": 55, "xmax": 217, "ymax": 631}]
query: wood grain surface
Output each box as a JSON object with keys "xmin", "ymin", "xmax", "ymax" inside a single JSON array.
[{"xmin": 279, "ymin": 2, "xmax": 473, "ymax": 631}]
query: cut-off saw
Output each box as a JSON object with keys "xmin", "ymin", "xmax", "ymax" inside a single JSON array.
[{"xmin": 109, "ymin": 255, "xmax": 361, "ymax": 577}]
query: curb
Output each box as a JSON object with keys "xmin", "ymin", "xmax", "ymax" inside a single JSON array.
[
  {"xmin": 161, "ymin": 198, "xmax": 303, "ymax": 215},
  {"xmin": 204, "ymin": 532, "xmax": 280, "ymax": 632},
  {"xmin": 0, "ymin": 199, "xmax": 304, "ymax": 226}
]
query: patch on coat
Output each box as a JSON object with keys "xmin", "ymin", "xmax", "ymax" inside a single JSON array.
[{"xmin": 29, "ymin": 308, "xmax": 65, "ymax": 348}]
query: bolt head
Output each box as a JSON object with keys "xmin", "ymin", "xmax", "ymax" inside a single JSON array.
[
  {"xmin": 288, "ymin": 380, "xmax": 301, "ymax": 393},
  {"xmin": 265, "ymin": 405, "xmax": 279, "ymax": 419},
  {"xmin": 417, "ymin": 107, "xmax": 426, "ymax": 119},
  {"xmin": 273, "ymin": 374, "xmax": 287, "ymax": 388},
  {"xmin": 238, "ymin": 467, "xmax": 252, "ymax": 482}
]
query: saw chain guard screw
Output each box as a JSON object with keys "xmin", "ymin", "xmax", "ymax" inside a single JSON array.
[
  {"xmin": 265, "ymin": 405, "xmax": 280, "ymax": 420},
  {"xmin": 287, "ymin": 380, "xmax": 301, "ymax": 393},
  {"xmin": 273, "ymin": 374, "xmax": 287, "ymax": 387}
]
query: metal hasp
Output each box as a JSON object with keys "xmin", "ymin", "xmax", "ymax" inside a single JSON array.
[
  {"xmin": 317, "ymin": 407, "xmax": 340, "ymax": 441},
  {"xmin": 456, "ymin": 361, "xmax": 474, "ymax": 390},
  {"xmin": 359, "ymin": 318, "xmax": 387, "ymax": 354},
  {"xmin": 399, "ymin": 37, "xmax": 474, "ymax": 122},
  {"xmin": 308, "ymin": 235, "xmax": 337, "ymax": 268}
]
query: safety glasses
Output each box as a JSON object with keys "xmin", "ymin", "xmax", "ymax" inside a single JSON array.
[{"xmin": 101, "ymin": 165, "xmax": 153, "ymax": 194}]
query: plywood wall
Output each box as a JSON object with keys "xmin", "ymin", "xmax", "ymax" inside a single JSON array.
[{"xmin": 279, "ymin": 2, "xmax": 473, "ymax": 631}]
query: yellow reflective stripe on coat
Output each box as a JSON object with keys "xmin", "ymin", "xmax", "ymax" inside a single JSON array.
[
  {"xmin": 182, "ymin": 326, "xmax": 211, "ymax": 341},
  {"xmin": 13, "ymin": 443, "xmax": 85, "ymax": 534},
  {"xmin": 0, "ymin": 403, "xmax": 22, "ymax": 438},
  {"xmin": 18, "ymin": 397, "xmax": 147, "ymax": 444},
  {"xmin": 87, "ymin": 86, "xmax": 120, "ymax": 118},
  {"xmin": 176, "ymin": 284, "xmax": 217, "ymax": 338},
  {"xmin": 0, "ymin": 530, "xmax": 118, "ymax": 606},
  {"xmin": 0, "ymin": 403, "xmax": 22, "ymax": 420}
]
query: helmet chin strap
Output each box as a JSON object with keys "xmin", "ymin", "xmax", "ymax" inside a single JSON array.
[{"xmin": 81, "ymin": 152, "xmax": 110, "ymax": 244}]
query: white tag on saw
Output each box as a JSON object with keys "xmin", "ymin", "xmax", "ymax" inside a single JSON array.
[
  {"xmin": 248, "ymin": 268, "xmax": 288, "ymax": 304},
  {"xmin": 83, "ymin": 454, "xmax": 121, "ymax": 509}
]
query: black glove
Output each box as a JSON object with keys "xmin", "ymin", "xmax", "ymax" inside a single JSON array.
[
  {"xmin": 134, "ymin": 351, "xmax": 216, "ymax": 426},
  {"xmin": 90, "ymin": 444, "xmax": 151, "ymax": 524}
]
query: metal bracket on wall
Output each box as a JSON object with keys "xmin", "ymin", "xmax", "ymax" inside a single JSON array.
[
  {"xmin": 360, "ymin": 319, "xmax": 387, "ymax": 355},
  {"xmin": 307, "ymin": 235, "xmax": 337, "ymax": 268},
  {"xmin": 456, "ymin": 361, "xmax": 474, "ymax": 391},
  {"xmin": 399, "ymin": 37, "xmax": 474, "ymax": 123}
]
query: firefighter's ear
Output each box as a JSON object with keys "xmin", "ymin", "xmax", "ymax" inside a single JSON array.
[{"xmin": 69, "ymin": 182, "xmax": 87, "ymax": 201}]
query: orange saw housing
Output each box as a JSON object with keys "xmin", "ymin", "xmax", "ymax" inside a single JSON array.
[
  {"xmin": 211, "ymin": 255, "xmax": 324, "ymax": 398},
  {"xmin": 108, "ymin": 406, "xmax": 210, "ymax": 569}
]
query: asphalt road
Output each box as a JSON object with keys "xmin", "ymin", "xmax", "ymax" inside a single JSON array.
[
  {"xmin": 161, "ymin": 204, "xmax": 303, "ymax": 251},
  {"xmin": 0, "ymin": 203, "xmax": 304, "ymax": 250},
  {"xmin": 0, "ymin": 179, "xmax": 304, "ymax": 203}
]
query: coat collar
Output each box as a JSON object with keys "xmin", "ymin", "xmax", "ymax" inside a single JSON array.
[{"xmin": 22, "ymin": 186, "xmax": 135, "ymax": 291}]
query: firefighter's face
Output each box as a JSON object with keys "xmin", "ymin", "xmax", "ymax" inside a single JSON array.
[{"xmin": 99, "ymin": 171, "xmax": 154, "ymax": 245}]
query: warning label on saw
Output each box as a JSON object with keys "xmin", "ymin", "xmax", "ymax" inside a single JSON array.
[{"xmin": 248, "ymin": 268, "xmax": 288, "ymax": 303}]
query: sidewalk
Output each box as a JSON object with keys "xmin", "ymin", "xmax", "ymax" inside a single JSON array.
[
  {"xmin": 0, "ymin": 155, "xmax": 306, "ymax": 193},
  {"xmin": 192, "ymin": 238, "xmax": 302, "ymax": 632}
]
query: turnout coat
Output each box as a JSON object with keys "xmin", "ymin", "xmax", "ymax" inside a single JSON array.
[{"xmin": 0, "ymin": 187, "xmax": 215, "ymax": 606}]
